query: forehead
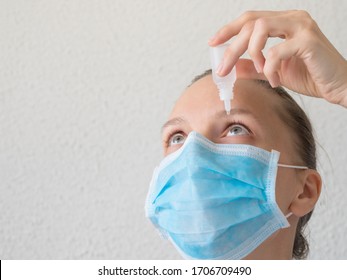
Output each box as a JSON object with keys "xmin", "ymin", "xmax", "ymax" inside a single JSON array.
[{"xmin": 170, "ymin": 75, "xmax": 281, "ymax": 122}]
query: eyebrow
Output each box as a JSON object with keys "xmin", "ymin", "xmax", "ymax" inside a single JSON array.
[
  {"xmin": 161, "ymin": 108, "xmax": 259, "ymax": 133},
  {"xmin": 161, "ymin": 117, "xmax": 186, "ymax": 133}
]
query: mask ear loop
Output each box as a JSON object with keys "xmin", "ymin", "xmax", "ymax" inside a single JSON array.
[
  {"xmin": 278, "ymin": 163, "xmax": 308, "ymax": 170},
  {"xmin": 285, "ymin": 212, "xmax": 293, "ymax": 219},
  {"xmin": 278, "ymin": 164, "xmax": 306, "ymax": 220}
]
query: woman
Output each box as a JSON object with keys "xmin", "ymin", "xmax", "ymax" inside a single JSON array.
[{"xmin": 145, "ymin": 10, "xmax": 346, "ymax": 259}]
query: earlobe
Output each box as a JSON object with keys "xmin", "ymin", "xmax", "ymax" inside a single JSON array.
[{"xmin": 290, "ymin": 170, "xmax": 322, "ymax": 217}]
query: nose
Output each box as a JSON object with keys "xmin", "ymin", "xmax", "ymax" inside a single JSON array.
[{"xmin": 190, "ymin": 126, "xmax": 217, "ymax": 144}]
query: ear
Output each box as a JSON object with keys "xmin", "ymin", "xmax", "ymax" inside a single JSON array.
[{"xmin": 290, "ymin": 170, "xmax": 322, "ymax": 217}]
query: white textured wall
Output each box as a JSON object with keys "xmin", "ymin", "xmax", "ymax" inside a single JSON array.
[{"xmin": 1, "ymin": 0, "xmax": 346, "ymax": 259}]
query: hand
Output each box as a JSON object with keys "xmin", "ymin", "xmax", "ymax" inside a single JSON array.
[{"xmin": 208, "ymin": 10, "xmax": 347, "ymax": 107}]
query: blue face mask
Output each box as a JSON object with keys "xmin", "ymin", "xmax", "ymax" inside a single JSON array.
[{"xmin": 145, "ymin": 131, "xmax": 308, "ymax": 260}]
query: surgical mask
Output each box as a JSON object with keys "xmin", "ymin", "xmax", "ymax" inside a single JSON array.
[{"xmin": 145, "ymin": 131, "xmax": 307, "ymax": 260}]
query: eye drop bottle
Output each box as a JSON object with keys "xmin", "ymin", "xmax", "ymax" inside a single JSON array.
[{"xmin": 210, "ymin": 43, "xmax": 236, "ymax": 115}]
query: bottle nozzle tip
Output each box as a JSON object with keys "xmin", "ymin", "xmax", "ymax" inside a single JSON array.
[{"xmin": 223, "ymin": 99, "xmax": 231, "ymax": 115}]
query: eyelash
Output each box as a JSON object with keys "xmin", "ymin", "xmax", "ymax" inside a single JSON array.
[
  {"xmin": 226, "ymin": 120, "xmax": 251, "ymax": 135},
  {"xmin": 164, "ymin": 120, "xmax": 252, "ymax": 147},
  {"xmin": 164, "ymin": 129, "xmax": 185, "ymax": 147}
]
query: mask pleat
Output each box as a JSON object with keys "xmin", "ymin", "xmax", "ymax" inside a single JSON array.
[
  {"xmin": 154, "ymin": 178, "xmax": 265, "ymax": 209},
  {"xmin": 155, "ymin": 197, "xmax": 269, "ymax": 234},
  {"xmin": 169, "ymin": 210, "xmax": 279, "ymax": 259}
]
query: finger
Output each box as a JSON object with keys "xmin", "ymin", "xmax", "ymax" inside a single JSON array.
[
  {"xmin": 209, "ymin": 10, "xmax": 289, "ymax": 46},
  {"xmin": 217, "ymin": 21, "xmax": 255, "ymax": 76},
  {"xmin": 263, "ymin": 39, "xmax": 299, "ymax": 87},
  {"xmin": 235, "ymin": 59, "xmax": 267, "ymax": 80},
  {"xmin": 248, "ymin": 15, "xmax": 298, "ymax": 73}
]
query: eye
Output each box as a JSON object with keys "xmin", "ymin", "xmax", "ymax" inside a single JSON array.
[
  {"xmin": 168, "ymin": 133, "xmax": 186, "ymax": 146},
  {"xmin": 227, "ymin": 124, "xmax": 250, "ymax": 136}
]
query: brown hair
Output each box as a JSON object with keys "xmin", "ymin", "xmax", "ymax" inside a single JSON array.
[{"xmin": 190, "ymin": 70, "xmax": 317, "ymax": 260}]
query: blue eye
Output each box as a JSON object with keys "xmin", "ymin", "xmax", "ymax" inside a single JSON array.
[
  {"xmin": 227, "ymin": 124, "xmax": 250, "ymax": 136},
  {"xmin": 169, "ymin": 133, "xmax": 186, "ymax": 146}
]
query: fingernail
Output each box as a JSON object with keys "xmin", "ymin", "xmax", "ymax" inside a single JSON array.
[
  {"xmin": 269, "ymin": 80, "xmax": 276, "ymax": 88},
  {"xmin": 254, "ymin": 62, "xmax": 262, "ymax": 73},
  {"xmin": 208, "ymin": 34, "xmax": 217, "ymax": 44},
  {"xmin": 269, "ymin": 79, "xmax": 279, "ymax": 88},
  {"xmin": 216, "ymin": 61, "xmax": 224, "ymax": 75}
]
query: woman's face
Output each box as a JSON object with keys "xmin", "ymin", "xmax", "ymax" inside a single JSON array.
[{"xmin": 161, "ymin": 74, "xmax": 302, "ymax": 226}]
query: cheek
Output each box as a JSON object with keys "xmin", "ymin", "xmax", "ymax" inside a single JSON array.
[{"xmin": 274, "ymin": 169, "xmax": 299, "ymax": 213}]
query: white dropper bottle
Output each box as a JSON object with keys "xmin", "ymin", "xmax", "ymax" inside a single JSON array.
[{"xmin": 210, "ymin": 43, "xmax": 236, "ymax": 115}]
